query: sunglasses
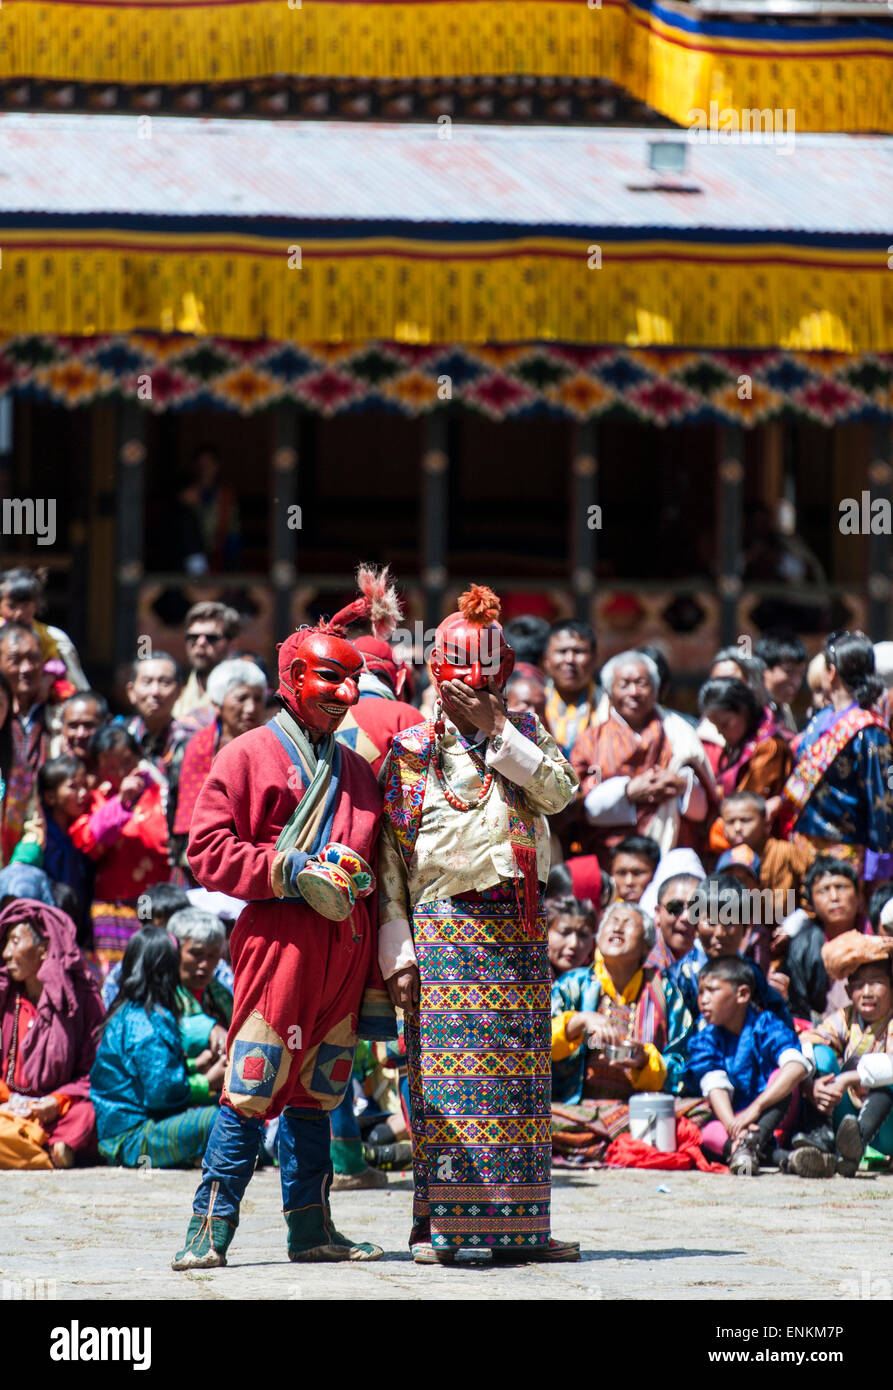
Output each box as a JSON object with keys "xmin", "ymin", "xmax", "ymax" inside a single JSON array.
[
  {"xmin": 663, "ymin": 899, "xmax": 687, "ymax": 916},
  {"xmin": 185, "ymin": 632, "xmax": 225, "ymax": 646}
]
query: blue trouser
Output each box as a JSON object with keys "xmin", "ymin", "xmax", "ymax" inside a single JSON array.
[
  {"xmin": 813, "ymin": 1044, "xmax": 893, "ymax": 1154},
  {"xmin": 193, "ymin": 1102, "xmax": 332, "ymax": 1223}
]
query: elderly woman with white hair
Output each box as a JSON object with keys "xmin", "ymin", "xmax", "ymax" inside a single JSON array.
[
  {"xmin": 550, "ymin": 900, "xmax": 672, "ymax": 1161},
  {"xmin": 168, "ymin": 659, "xmax": 267, "ymax": 883},
  {"xmin": 568, "ymin": 648, "xmax": 716, "ymax": 868}
]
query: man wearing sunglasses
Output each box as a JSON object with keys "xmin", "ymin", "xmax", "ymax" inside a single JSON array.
[
  {"xmin": 645, "ymin": 872, "xmax": 702, "ymax": 971},
  {"xmin": 173, "ymin": 602, "xmax": 241, "ymax": 722}
]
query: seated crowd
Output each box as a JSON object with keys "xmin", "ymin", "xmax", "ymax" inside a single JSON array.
[{"xmin": 2, "ymin": 574, "xmax": 893, "ymax": 1185}]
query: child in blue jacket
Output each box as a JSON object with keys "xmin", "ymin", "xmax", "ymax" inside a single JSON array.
[{"xmin": 686, "ymin": 955, "xmax": 813, "ymax": 1176}]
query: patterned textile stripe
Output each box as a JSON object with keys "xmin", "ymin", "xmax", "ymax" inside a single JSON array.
[
  {"xmin": 90, "ymin": 900, "xmax": 139, "ymax": 976},
  {"xmin": 406, "ymin": 883, "xmax": 552, "ymax": 1253},
  {"xmin": 119, "ymin": 1106, "xmax": 218, "ymax": 1168}
]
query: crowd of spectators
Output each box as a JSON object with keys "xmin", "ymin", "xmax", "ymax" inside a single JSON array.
[{"xmin": 1, "ymin": 566, "xmax": 892, "ymax": 1188}]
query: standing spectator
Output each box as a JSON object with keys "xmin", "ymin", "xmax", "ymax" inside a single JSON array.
[
  {"xmin": 542, "ymin": 620, "xmax": 600, "ymax": 757},
  {"xmin": 779, "ymin": 631, "xmax": 893, "ymax": 886},
  {"xmin": 503, "ymin": 615, "xmax": 551, "ymax": 672},
  {"xmin": 168, "ymin": 659, "xmax": 266, "ymax": 880},
  {"xmin": 51, "ymin": 691, "xmax": 109, "ymax": 763},
  {"xmin": 175, "ymin": 447, "xmax": 242, "ymax": 575},
  {"xmin": 125, "ymin": 652, "xmax": 184, "ymax": 775},
  {"xmin": 0, "ymin": 567, "xmax": 89, "ymax": 692},
  {"xmin": 569, "ymin": 650, "xmax": 716, "ymax": 866},
  {"xmin": 754, "ymin": 630, "xmax": 808, "ymax": 734},
  {"xmin": 172, "ymin": 602, "xmax": 241, "ymax": 723},
  {"xmin": 0, "ymin": 624, "xmax": 51, "ymax": 865},
  {"xmin": 699, "ymin": 677, "xmax": 793, "ymax": 809},
  {"xmin": 69, "ymin": 726, "xmax": 171, "ymax": 977},
  {"xmin": 36, "ymin": 756, "xmax": 94, "ymax": 944}
]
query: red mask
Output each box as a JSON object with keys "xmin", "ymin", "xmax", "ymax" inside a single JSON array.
[
  {"xmin": 278, "ymin": 631, "xmax": 362, "ymax": 736},
  {"xmin": 430, "ymin": 614, "xmax": 515, "ymax": 692}
]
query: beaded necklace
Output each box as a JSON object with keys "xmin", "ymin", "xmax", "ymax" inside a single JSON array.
[
  {"xmin": 432, "ymin": 708, "xmax": 494, "ymax": 812},
  {"xmin": 5, "ymin": 992, "xmax": 21, "ymax": 1086}
]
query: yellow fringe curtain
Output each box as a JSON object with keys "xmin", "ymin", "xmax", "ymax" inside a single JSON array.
[
  {"xmin": 0, "ymin": 231, "xmax": 890, "ymax": 351},
  {"xmin": 0, "ymin": 0, "xmax": 890, "ymax": 131}
]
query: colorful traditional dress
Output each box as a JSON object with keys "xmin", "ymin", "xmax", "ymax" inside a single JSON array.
[
  {"xmin": 69, "ymin": 781, "xmax": 171, "ymax": 975},
  {"xmin": 569, "ymin": 704, "xmax": 716, "ymax": 865},
  {"xmin": 380, "ymin": 711, "xmax": 577, "ymax": 1254},
  {"xmin": 779, "ymin": 702, "xmax": 893, "ymax": 882},
  {"xmin": 549, "ymin": 950, "xmax": 675, "ymax": 1161},
  {"xmin": 799, "ymin": 1005, "xmax": 893, "ymax": 1155},
  {"xmin": 662, "ymin": 943, "xmax": 793, "ymax": 1094}
]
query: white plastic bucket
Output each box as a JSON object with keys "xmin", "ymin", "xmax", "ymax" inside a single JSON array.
[{"xmin": 628, "ymin": 1094, "xmax": 677, "ymax": 1152}]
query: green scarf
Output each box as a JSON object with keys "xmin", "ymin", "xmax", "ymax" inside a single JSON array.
[{"xmin": 274, "ymin": 709, "xmax": 335, "ymax": 854}]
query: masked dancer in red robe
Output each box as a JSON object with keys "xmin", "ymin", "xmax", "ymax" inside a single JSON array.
[{"xmin": 172, "ymin": 572, "xmax": 399, "ymax": 1269}]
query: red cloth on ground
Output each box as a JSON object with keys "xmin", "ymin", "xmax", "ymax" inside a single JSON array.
[
  {"xmin": 603, "ymin": 1115, "xmax": 728, "ymax": 1173},
  {"xmin": 187, "ymin": 723, "xmax": 383, "ymax": 1118}
]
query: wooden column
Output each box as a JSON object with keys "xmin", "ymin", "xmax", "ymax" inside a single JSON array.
[
  {"xmin": 718, "ymin": 428, "xmax": 745, "ymax": 648},
  {"xmin": 271, "ymin": 403, "xmax": 299, "ymax": 643},
  {"xmin": 114, "ymin": 401, "xmax": 147, "ymax": 671},
  {"xmin": 421, "ymin": 409, "xmax": 449, "ymax": 638},
  {"xmin": 867, "ymin": 422, "xmax": 892, "ymax": 640},
  {"xmin": 570, "ymin": 421, "xmax": 597, "ymax": 624}
]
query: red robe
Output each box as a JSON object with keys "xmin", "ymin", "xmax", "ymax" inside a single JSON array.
[{"xmin": 187, "ymin": 723, "xmax": 382, "ymax": 1118}]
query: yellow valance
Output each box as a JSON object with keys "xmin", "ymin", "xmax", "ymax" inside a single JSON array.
[
  {"xmin": 0, "ymin": 0, "xmax": 891, "ymax": 132},
  {"xmin": 0, "ymin": 229, "xmax": 889, "ymax": 351}
]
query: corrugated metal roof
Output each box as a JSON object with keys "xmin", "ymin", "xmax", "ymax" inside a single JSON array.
[{"xmin": 0, "ymin": 114, "xmax": 889, "ymax": 233}]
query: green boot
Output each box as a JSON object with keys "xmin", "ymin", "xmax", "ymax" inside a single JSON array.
[
  {"xmin": 171, "ymin": 1212, "xmax": 237, "ymax": 1270},
  {"xmin": 285, "ymin": 1205, "xmax": 383, "ymax": 1263}
]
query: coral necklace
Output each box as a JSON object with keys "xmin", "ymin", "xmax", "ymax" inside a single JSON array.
[{"xmin": 433, "ymin": 742, "xmax": 493, "ymax": 811}]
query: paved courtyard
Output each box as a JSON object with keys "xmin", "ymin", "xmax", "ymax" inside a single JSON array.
[{"xmin": 2, "ymin": 1164, "xmax": 891, "ymax": 1301}]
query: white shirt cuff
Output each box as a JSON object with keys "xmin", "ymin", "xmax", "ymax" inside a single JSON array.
[
  {"xmin": 701, "ymin": 1069, "xmax": 734, "ymax": 1096},
  {"xmin": 857, "ymin": 1053, "xmax": 893, "ymax": 1089},
  {"xmin": 779, "ymin": 1047, "xmax": 812, "ymax": 1079},
  {"xmin": 779, "ymin": 908, "xmax": 812, "ymax": 940},
  {"xmin": 378, "ymin": 918, "xmax": 418, "ymax": 981},
  {"xmin": 485, "ymin": 718, "xmax": 543, "ymax": 787},
  {"xmin": 583, "ymin": 776, "xmax": 637, "ymax": 826}
]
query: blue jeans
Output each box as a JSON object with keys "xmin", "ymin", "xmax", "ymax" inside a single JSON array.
[{"xmin": 193, "ymin": 1102, "xmax": 332, "ymax": 1223}]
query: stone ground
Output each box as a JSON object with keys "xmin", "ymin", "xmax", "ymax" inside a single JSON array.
[{"xmin": 2, "ymin": 1164, "xmax": 891, "ymax": 1301}]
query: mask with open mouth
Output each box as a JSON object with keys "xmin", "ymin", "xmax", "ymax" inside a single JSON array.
[{"xmin": 276, "ymin": 564, "xmax": 402, "ymax": 736}]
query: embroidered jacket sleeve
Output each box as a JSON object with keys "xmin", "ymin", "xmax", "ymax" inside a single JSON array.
[
  {"xmin": 858, "ymin": 728, "xmax": 893, "ymax": 861},
  {"xmin": 489, "ymin": 715, "xmax": 579, "ymax": 814},
  {"xmin": 662, "ymin": 970, "xmax": 699, "ymax": 1095},
  {"xmin": 377, "ymin": 815, "xmax": 417, "ymax": 981}
]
